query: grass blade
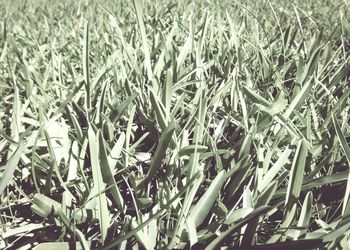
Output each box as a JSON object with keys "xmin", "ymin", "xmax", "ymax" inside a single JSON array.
[
  {"xmin": 0, "ymin": 144, "xmax": 24, "ymax": 194},
  {"xmin": 98, "ymin": 131, "xmax": 125, "ymax": 212},
  {"xmin": 206, "ymin": 206, "xmax": 272, "ymax": 250},
  {"xmin": 88, "ymin": 127, "xmax": 110, "ymax": 243},
  {"xmin": 285, "ymin": 139, "xmax": 308, "ymax": 209},
  {"xmin": 132, "ymin": 0, "xmax": 153, "ymax": 82},
  {"xmin": 332, "ymin": 114, "xmax": 350, "ymax": 216},
  {"xmin": 138, "ymin": 120, "xmax": 176, "ymax": 188},
  {"xmin": 189, "ymin": 170, "xmax": 226, "ymax": 227}
]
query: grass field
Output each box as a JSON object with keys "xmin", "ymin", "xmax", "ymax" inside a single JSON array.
[{"xmin": 0, "ymin": 0, "xmax": 349, "ymax": 249}]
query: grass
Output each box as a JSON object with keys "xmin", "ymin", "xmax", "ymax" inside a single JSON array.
[{"xmin": 0, "ymin": 0, "xmax": 349, "ymax": 249}]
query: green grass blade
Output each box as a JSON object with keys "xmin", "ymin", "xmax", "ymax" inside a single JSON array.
[
  {"xmin": 258, "ymin": 147, "xmax": 292, "ymax": 192},
  {"xmin": 332, "ymin": 114, "xmax": 350, "ymax": 216},
  {"xmin": 294, "ymin": 191, "xmax": 313, "ymax": 239},
  {"xmin": 107, "ymin": 132, "xmax": 126, "ymax": 171},
  {"xmin": 139, "ymin": 120, "xmax": 176, "ymax": 188},
  {"xmin": 189, "ymin": 170, "xmax": 226, "ymax": 227},
  {"xmin": 0, "ymin": 144, "xmax": 24, "ymax": 194},
  {"xmin": 98, "ymin": 131, "xmax": 125, "ymax": 213},
  {"xmin": 206, "ymin": 206, "xmax": 272, "ymax": 250},
  {"xmin": 33, "ymin": 242, "xmax": 91, "ymax": 250},
  {"xmin": 132, "ymin": 0, "xmax": 153, "ymax": 82},
  {"xmin": 285, "ymin": 139, "xmax": 308, "ymax": 209},
  {"xmin": 229, "ymin": 239, "xmax": 322, "ymax": 249},
  {"xmin": 88, "ymin": 127, "xmax": 110, "ymax": 243},
  {"xmin": 83, "ymin": 21, "xmax": 91, "ymax": 117},
  {"xmin": 101, "ymin": 173, "xmax": 201, "ymax": 250}
]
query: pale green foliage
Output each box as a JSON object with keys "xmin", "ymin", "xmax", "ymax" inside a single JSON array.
[{"xmin": 0, "ymin": 0, "xmax": 349, "ymax": 249}]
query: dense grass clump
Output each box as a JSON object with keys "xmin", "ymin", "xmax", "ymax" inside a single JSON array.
[{"xmin": 0, "ymin": 0, "xmax": 349, "ymax": 249}]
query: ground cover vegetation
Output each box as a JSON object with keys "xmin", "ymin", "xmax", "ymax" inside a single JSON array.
[{"xmin": 0, "ymin": 0, "xmax": 349, "ymax": 249}]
